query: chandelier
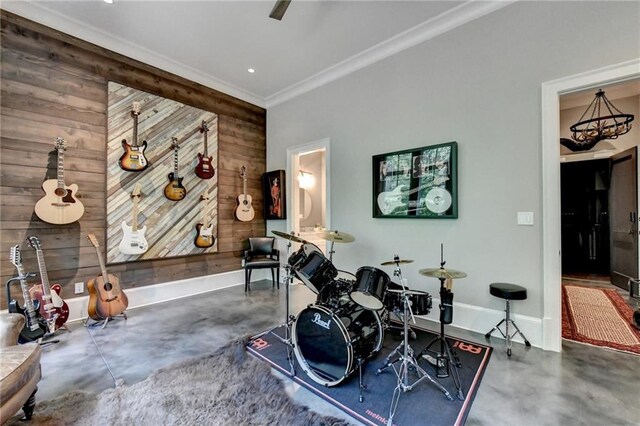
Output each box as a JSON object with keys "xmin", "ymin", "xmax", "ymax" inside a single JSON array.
[{"xmin": 570, "ymin": 89, "xmax": 634, "ymax": 146}]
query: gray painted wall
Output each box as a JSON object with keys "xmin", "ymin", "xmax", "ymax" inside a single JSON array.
[{"xmin": 266, "ymin": 2, "xmax": 640, "ymax": 320}]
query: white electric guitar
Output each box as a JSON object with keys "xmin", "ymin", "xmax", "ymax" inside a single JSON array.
[
  {"xmin": 119, "ymin": 184, "xmax": 148, "ymax": 255},
  {"xmin": 194, "ymin": 191, "xmax": 215, "ymax": 248},
  {"xmin": 235, "ymin": 166, "xmax": 255, "ymax": 222}
]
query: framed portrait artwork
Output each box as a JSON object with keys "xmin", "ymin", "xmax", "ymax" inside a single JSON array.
[
  {"xmin": 373, "ymin": 142, "xmax": 458, "ymax": 218},
  {"xmin": 263, "ymin": 170, "xmax": 286, "ymax": 220}
]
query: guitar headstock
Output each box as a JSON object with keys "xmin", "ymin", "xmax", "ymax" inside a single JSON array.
[
  {"xmin": 240, "ymin": 165, "xmax": 247, "ymax": 179},
  {"xmin": 9, "ymin": 245, "xmax": 21, "ymax": 268},
  {"xmin": 132, "ymin": 101, "xmax": 141, "ymax": 116},
  {"xmin": 131, "ymin": 183, "xmax": 142, "ymax": 198},
  {"xmin": 87, "ymin": 234, "xmax": 100, "ymax": 249},
  {"xmin": 26, "ymin": 236, "xmax": 42, "ymax": 251},
  {"xmin": 200, "ymin": 120, "xmax": 209, "ymax": 134},
  {"xmin": 171, "ymin": 137, "xmax": 180, "ymax": 151},
  {"xmin": 201, "ymin": 190, "xmax": 210, "ymax": 202},
  {"xmin": 54, "ymin": 137, "xmax": 67, "ymax": 152}
]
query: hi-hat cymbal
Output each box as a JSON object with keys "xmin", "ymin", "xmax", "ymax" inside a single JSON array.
[
  {"xmin": 271, "ymin": 230, "xmax": 308, "ymax": 244},
  {"xmin": 419, "ymin": 268, "xmax": 467, "ymax": 279},
  {"xmin": 380, "ymin": 259, "xmax": 414, "ymax": 266},
  {"xmin": 318, "ymin": 230, "xmax": 355, "ymax": 243}
]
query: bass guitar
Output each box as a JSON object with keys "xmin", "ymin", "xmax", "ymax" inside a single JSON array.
[
  {"xmin": 86, "ymin": 234, "xmax": 129, "ymax": 320},
  {"xmin": 119, "ymin": 183, "xmax": 148, "ymax": 255},
  {"xmin": 164, "ymin": 138, "xmax": 187, "ymax": 201},
  {"xmin": 34, "ymin": 137, "xmax": 85, "ymax": 224},
  {"xmin": 235, "ymin": 165, "xmax": 255, "ymax": 222},
  {"xmin": 194, "ymin": 191, "xmax": 216, "ymax": 248},
  {"xmin": 26, "ymin": 236, "xmax": 69, "ymax": 333},
  {"xmin": 118, "ymin": 101, "xmax": 149, "ymax": 172},
  {"xmin": 8, "ymin": 246, "xmax": 47, "ymax": 342},
  {"xmin": 195, "ymin": 120, "xmax": 215, "ymax": 179}
]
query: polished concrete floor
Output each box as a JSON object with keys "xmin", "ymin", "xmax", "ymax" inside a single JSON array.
[{"xmin": 37, "ymin": 280, "xmax": 640, "ymax": 425}]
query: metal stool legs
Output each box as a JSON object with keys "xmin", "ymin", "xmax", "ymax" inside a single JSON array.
[{"xmin": 485, "ymin": 299, "xmax": 531, "ymax": 356}]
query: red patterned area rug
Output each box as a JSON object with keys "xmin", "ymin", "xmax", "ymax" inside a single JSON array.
[{"xmin": 562, "ymin": 284, "xmax": 640, "ymax": 355}]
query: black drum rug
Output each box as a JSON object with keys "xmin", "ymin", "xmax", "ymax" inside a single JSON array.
[{"xmin": 248, "ymin": 323, "xmax": 492, "ymax": 426}]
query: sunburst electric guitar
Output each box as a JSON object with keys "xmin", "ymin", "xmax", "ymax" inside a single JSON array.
[
  {"xmin": 86, "ymin": 234, "xmax": 129, "ymax": 320},
  {"xmin": 195, "ymin": 120, "xmax": 215, "ymax": 179},
  {"xmin": 8, "ymin": 246, "xmax": 47, "ymax": 342},
  {"xmin": 27, "ymin": 236, "xmax": 70, "ymax": 333},
  {"xmin": 164, "ymin": 138, "xmax": 187, "ymax": 201},
  {"xmin": 194, "ymin": 191, "xmax": 216, "ymax": 248},
  {"xmin": 118, "ymin": 101, "xmax": 149, "ymax": 172},
  {"xmin": 34, "ymin": 137, "xmax": 85, "ymax": 224},
  {"xmin": 119, "ymin": 184, "xmax": 148, "ymax": 255},
  {"xmin": 235, "ymin": 166, "xmax": 255, "ymax": 222}
]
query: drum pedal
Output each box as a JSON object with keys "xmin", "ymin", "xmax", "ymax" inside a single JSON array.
[{"xmin": 422, "ymin": 354, "xmax": 446, "ymax": 369}]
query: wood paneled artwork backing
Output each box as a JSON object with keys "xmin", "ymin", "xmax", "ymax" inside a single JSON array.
[{"xmin": 107, "ymin": 82, "xmax": 218, "ymax": 263}]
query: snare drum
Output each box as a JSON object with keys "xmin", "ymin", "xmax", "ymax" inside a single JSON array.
[
  {"xmin": 384, "ymin": 288, "xmax": 432, "ymax": 316},
  {"xmin": 292, "ymin": 300, "xmax": 383, "ymax": 386},
  {"xmin": 296, "ymin": 251, "xmax": 338, "ymax": 295},
  {"xmin": 287, "ymin": 243, "xmax": 321, "ymax": 269},
  {"xmin": 350, "ymin": 267, "xmax": 391, "ymax": 311}
]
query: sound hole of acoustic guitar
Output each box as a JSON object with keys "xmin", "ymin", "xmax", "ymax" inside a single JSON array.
[
  {"xmin": 104, "ymin": 282, "xmax": 113, "ymax": 291},
  {"xmin": 54, "ymin": 188, "xmax": 68, "ymax": 197}
]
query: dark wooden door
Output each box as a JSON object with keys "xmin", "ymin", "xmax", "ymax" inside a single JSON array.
[{"xmin": 609, "ymin": 147, "xmax": 638, "ymax": 290}]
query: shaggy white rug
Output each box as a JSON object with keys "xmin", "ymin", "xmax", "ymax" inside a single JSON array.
[{"xmin": 8, "ymin": 338, "xmax": 351, "ymax": 425}]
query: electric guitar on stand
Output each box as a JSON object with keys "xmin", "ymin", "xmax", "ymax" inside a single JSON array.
[
  {"xmin": 26, "ymin": 236, "xmax": 69, "ymax": 333},
  {"xmin": 118, "ymin": 101, "xmax": 149, "ymax": 172},
  {"xmin": 235, "ymin": 166, "xmax": 255, "ymax": 222},
  {"xmin": 194, "ymin": 191, "xmax": 216, "ymax": 248},
  {"xmin": 164, "ymin": 138, "xmax": 187, "ymax": 201},
  {"xmin": 195, "ymin": 120, "xmax": 215, "ymax": 179},
  {"xmin": 86, "ymin": 234, "xmax": 129, "ymax": 321},
  {"xmin": 34, "ymin": 137, "xmax": 85, "ymax": 224},
  {"xmin": 8, "ymin": 246, "xmax": 47, "ymax": 342},
  {"xmin": 119, "ymin": 184, "xmax": 148, "ymax": 255}
]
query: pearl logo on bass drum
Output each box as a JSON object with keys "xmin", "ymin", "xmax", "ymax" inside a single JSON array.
[{"xmin": 312, "ymin": 313, "xmax": 331, "ymax": 329}]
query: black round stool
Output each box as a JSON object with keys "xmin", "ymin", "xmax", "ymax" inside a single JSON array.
[{"xmin": 485, "ymin": 283, "xmax": 531, "ymax": 356}]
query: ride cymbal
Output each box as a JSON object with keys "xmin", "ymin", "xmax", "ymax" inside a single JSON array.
[
  {"xmin": 318, "ymin": 230, "xmax": 355, "ymax": 243},
  {"xmin": 380, "ymin": 259, "xmax": 414, "ymax": 266},
  {"xmin": 418, "ymin": 267, "xmax": 467, "ymax": 279},
  {"xmin": 271, "ymin": 230, "xmax": 308, "ymax": 244}
]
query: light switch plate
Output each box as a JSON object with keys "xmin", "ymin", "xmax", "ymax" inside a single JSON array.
[
  {"xmin": 517, "ymin": 212, "xmax": 534, "ymax": 226},
  {"xmin": 74, "ymin": 282, "xmax": 84, "ymax": 294}
]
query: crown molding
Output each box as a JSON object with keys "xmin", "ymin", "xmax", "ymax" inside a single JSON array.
[
  {"xmin": 1, "ymin": 1, "xmax": 266, "ymax": 108},
  {"xmin": 265, "ymin": 0, "xmax": 516, "ymax": 108}
]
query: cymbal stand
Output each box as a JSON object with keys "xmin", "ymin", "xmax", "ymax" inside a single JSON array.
[
  {"xmin": 251, "ymin": 238, "xmax": 296, "ymax": 376},
  {"xmin": 376, "ymin": 257, "xmax": 452, "ymax": 426},
  {"xmin": 419, "ymin": 258, "xmax": 465, "ymax": 401}
]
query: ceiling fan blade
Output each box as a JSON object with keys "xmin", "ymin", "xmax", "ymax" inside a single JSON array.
[{"xmin": 269, "ymin": 0, "xmax": 291, "ymax": 21}]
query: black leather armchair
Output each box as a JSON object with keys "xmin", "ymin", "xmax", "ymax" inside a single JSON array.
[{"xmin": 244, "ymin": 237, "xmax": 280, "ymax": 292}]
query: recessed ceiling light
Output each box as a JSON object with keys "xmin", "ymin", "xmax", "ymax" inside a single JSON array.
[
  {"xmin": 247, "ymin": 68, "xmax": 255, "ymax": 74},
  {"xmin": 104, "ymin": 0, "xmax": 114, "ymax": 4}
]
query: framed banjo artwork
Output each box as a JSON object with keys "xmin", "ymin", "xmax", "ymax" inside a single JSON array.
[{"xmin": 373, "ymin": 141, "xmax": 458, "ymax": 219}]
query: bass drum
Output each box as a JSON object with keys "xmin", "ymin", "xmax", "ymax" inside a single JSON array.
[{"xmin": 292, "ymin": 301, "xmax": 383, "ymax": 387}]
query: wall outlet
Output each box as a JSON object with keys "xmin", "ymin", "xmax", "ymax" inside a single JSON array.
[
  {"xmin": 74, "ymin": 282, "xmax": 84, "ymax": 294},
  {"xmin": 517, "ymin": 212, "xmax": 534, "ymax": 226}
]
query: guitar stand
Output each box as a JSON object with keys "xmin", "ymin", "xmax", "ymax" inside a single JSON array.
[{"xmin": 84, "ymin": 312, "xmax": 128, "ymax": 329}]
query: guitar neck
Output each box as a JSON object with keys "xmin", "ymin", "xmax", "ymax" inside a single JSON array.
[
  {"xmin": 15, "ymin": 263, "xmax": 39, "ymax": 329},
  {"xmin": 57, "ymin": 147, "xmax": 65, "ymax": 190},
  {"xmin": 132, "ymin": 196, "xmax": 140, "ymax": 232},
  {"xmin": 174, "ymin": 149, "xmax": 179, "ymax": 176},
  {"xmin": 132, "ymin": 113, "xmax": 139, "ymax": 148},
  {"xmin": 34, "ymin": 248, "xmax": 53, "ymax": 298},
  {"xmin": 203, "ymin": 132, "xmax": 208, "ymax": 157},
  {"xmin": 94, "ymin": 245, "xmax": 110, "ymax": 284}
]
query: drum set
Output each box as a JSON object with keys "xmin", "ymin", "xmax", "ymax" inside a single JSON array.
[{"xmin": 263, "ymin": 230, "xmax": 466, "ymax": 424}]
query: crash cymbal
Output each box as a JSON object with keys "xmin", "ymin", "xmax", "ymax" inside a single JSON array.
[
  {"xmin": 318, "ymin": 230, "xmax": 355, "ymax": 243},
  {"xmin": 380, "ymin": 259, "xmax": 414, "ymax": 266},
  {"xmin": 271, "ymin": 230, "xmax": 308, "ymax": 244},
  {"xmin": 418, "ymin": 267, "xmax": 467, "ymax": 279}
]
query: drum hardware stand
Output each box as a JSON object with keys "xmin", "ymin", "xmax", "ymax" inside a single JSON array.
[
  {"xmin": 418, "ymin": 252, "xmax": 465, "ymax": 401},
  {"xmin": 357, "ymin": 356, "xmax": 366, "ymax": 403},
  {"xmin": 251, "ymin": 236, "xmax": 296, "ymax": 377},
  {"xmin": 376, "ymin": 256, "xmax": 453, "ymax": 426}
]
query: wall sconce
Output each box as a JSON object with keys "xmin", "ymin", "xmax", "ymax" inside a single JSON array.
[{"xmin": 298, "ymin": 170, "xmax": 315, "ymax": 189}]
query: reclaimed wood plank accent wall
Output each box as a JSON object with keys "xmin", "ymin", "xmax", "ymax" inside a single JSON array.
[{"xmin": 0, "ymin": 10, "xmax": 266, "ymax": 306}]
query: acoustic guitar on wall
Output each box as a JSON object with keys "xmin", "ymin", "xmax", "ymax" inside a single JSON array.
[
  {"xmin": 119, "ymin": 183, "xmax": 148, "ymax": 255},
  {"xmin": 118, "ymin": 101, "xmax": 150, "ymax": 172},
  {"xmin": 235, "ymin": 166, "xmax": 255, "ymax": 222},
  {"xmin": 194, "ymin": 191, "xmax": 216, "ymax": 248},
  {"xmin": 8, "ymin": 246, "xmax": 47, "ymax": 343},
  {"xmin": 26, "ymin": 236, "xmax": 70, "ymax": 333},
  {"xmin": 195, "ymin": 120, "xmax": 215, "ymax": 179},
  {"xmin": 86, "ymin": 234, "xmax": 129, "ymax": 321},
  {"xmin": 34, "ymin": 137, "xmax": 85, "ymax": 225},
  {"xmin": 164, "ymin": 138, "xmax": 187, "ymax": 201}
]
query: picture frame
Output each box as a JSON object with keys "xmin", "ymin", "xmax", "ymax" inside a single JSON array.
[
  {"xmin": 263, "ymin": 170, "xmax": 287, "ymax": 220},
  {"xmin": 373, "ymin": 141, "xmax": 458, "ymax": 218}
]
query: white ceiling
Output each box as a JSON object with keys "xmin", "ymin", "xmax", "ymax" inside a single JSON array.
[{"xmin": 3, "ymin": 0, "xmax": 512, "ymax": 107}]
